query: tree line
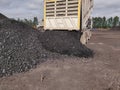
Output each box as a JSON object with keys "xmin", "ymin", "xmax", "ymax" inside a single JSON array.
[
  {"xmin": 17, "ymin": 17, "xmax": 39, "ymax": 28},
  {"xmin": 92, "ymin": 16, "xmax": 120, "ymax": 29},
  {"xmin": 17, "ymin": 16, "xmax": 120, "ymax": 29}
]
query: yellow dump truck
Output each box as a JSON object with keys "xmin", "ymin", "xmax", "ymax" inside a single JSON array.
[{"xmin": 44, "ymin": 0, "xmax": 94, "ymax": 44}]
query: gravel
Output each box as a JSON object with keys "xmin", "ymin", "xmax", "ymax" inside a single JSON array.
[{"xmin": 0, "ymin": 13, "xmax": 93, "ymax": 77}]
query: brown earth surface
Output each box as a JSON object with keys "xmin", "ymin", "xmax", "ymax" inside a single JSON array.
[{"xmin": 0, "ymin": 30, "xmax": 120, "ymax": 90}]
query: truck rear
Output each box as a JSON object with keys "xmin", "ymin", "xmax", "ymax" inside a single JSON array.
[{"xmin": 44, "ymin": 0, "xmax": 94, "ymax": 44}]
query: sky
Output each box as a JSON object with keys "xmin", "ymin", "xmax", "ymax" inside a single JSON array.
[{"xmin": 0, "ymin": 0, "xmax": 120, "ymax": 20}]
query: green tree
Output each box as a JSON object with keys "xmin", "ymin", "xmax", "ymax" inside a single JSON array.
[
  {"xmin": 33, "ymin": 17, "xmax": 38, "ymax": 27},
  {"xmin": 97, "ymin": 17, "xmax": 103, "ymax": 28},
  {"xmin": 17, "ymin": 18, "xmax": 35, "ymax": 27},
  {"xmin": 102, "ymin": 16, "xmax": 107, "ymax": 28},
  {"xmin": 113, "ymin": 16, "xmax": 119, "ymax": 27},
  {"xmin": 17, "ymin": 18, "xmax": 21, "ymax": 22},
  {"xmin": 92, "ymin": 17, "xmax": 103, "ymax": 28},
  {"xmin": 107, "ymin": 17, "xmax": 113, "ymax": 28},
  {"xmin": 92, "ymin": 16, "xmax": 120, "ymax": 29}
]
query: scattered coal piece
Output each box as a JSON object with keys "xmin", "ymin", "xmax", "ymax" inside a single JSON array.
[
  {"xmin": 0, "ymin": 13, "xmax": 93, "ymax": 77},
  {"xmin": 39, "ymin": 30, "xmax": 94, "ymax": 58}
]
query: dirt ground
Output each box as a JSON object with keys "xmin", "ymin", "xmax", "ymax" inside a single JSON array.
[{"xmin": 0, "ymin": 30, "xmax": 120, "ymax": 90}]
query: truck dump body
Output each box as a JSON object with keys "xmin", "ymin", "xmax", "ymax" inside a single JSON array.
[{"xmin": 44, "ymin": 0, "xmax": 93, "ymax": 30}]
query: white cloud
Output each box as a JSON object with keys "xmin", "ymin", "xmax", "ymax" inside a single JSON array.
[
  {"xmin": 93, "ymin": 0, "xmax": 120, "ymax": 17},
  {"xmin": 0, "ymin": 0, "xmax": 120, "ymax": 20},
  {"xmin": 0, "ymin": 0, "xmax": 44, "ymax": 20}
]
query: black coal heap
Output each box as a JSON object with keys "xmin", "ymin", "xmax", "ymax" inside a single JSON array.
[{"xmin": 0, "ymin": 13, "xmax": 93, "ymax": 77}]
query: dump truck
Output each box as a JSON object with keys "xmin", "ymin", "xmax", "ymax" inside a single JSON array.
[{"xmin": 44, "ymin": 0, "xmax": 94, "ymax": 44}]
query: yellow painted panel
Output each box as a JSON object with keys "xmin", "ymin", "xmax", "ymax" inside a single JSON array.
[
  {"xmin": 78, "ymin": 0, "xmax": 82, "ymax": 30},
  {"xmin": 44, "ymin": 0, "xmax": 56, "ymax": 29}
]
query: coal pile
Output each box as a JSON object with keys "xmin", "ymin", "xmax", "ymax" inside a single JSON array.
[
  {"xmin": 0, "ymin": 13, "xmax": 93, "ymax": 77},
  {"xmin": 0, "ymin": 13, "xmax": 58, "ymax": 77},
  {"xmin": 39, "ymin": 30, "xmax": 94, "ymax": 58}
]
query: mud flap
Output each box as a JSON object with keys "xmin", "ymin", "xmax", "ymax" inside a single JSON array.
[{"xmin": 80, "ymin": 30, "xmax": 92, "ymax": 45}]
